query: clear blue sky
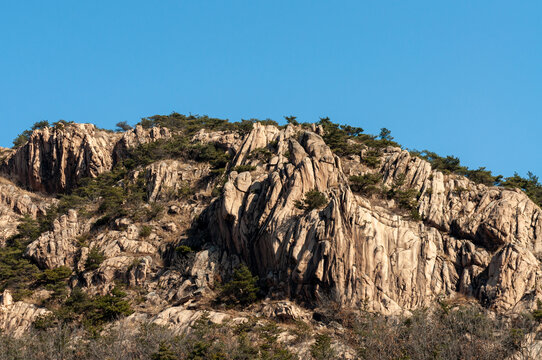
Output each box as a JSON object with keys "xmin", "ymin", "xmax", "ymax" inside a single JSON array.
[{"xmin": 1, "ymin": 1, "xmax": 540, "ymax": 177}]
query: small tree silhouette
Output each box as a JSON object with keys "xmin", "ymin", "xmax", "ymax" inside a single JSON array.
[
  {"xmin": 284, "ymin": 115, "xmax": 299, "ymax": 125},
  {"xmin": 379, "ymin": 127, "xmax": 393, "ymax": 141},
  {"xmin": 116, "ymin": 121, "xmax": 133, "ymax": 132}
]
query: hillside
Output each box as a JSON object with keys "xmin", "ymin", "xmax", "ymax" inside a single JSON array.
[{"xmin": 0, "ymin": 115, "xmax": 541, "ymax": 359}]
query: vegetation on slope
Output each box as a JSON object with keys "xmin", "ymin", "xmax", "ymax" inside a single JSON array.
[
  {"xmin": 0, "ymin": 302, "xmax": 533, "ymax": 359},
  {"xmin": 0, "ymin": 216, "xmax": 56, "ymax": 301}
]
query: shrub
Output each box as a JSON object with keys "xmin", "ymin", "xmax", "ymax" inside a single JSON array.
[
  {"xmin": 349, "ymin": 174, "xmax": 382, "ymax": 194},
  {"xmin": 192, "ymin": 143, "xmax": 231, "ymax": 169},
  {"xmin": 311, "ymin": 334, "xmax": 336, "ymax": 360},
  {"xmin": 233, "ymin": 165, "xmax": 256, "ymax": 172},
  {"xmin": 60, "ymin": 287, "xmax": 133, "ymax": 328},
  {"xmin": 257, "ymin": 119, "xmax": 280, "ymax": 127},
  {"xmin": 290, "ymin": 320, "xmax": 312, "ymax": 344},
  {"xmin": 89, "ymin": 287, "xmax": 133, "ymax": 324},
  {"xmin": 43, "ymin": 165, "xmax": 147, "ymax": 230},
  {"xmin": 0, "ymin": 216, "xmax": 43, "ymax": 299},
  {"xmin": 36, "ymin": 266, "xmax": 72, "ymax": 297},
  {"xmin": 219, "ymin": 264, "xmax": 259, "ymax": 307},
  {"xmin": 381, "ymin": 174, "xmax": 422, "ymax": 220},
  {"xmin": 317, "ymin": 117, "xmax": 398, "ymax": 156},
  {"xmin": 178, "ymin": 182, "xmax": 194, "ymax": 199},
  {"xmin": 417, "ymin": 151, "xmax": 465, "ymax": 174},
  {"xmin": 146, "ymin": 204, "xmax": 164, "ymax": 221},
  {"xmin": 151, "ymin": 342, "xmax": 177, "ymax": 360},
  {"xmin": 52, "ymin": 120, "xmax": 74, "ymax": 128},
  {"xmin": 137, "ymin": 113, "xmax": 255, "ymax": 136},
  {"xmin": 115, "ymin": 121, "xmax": 133, "ymax": 132},
  {"xmin": 317, "ymin": 117, "xmax": 361, "ymax": 156},
  {"xmin": 32, "ymin": 120, "xmax": 50, "ymax": 129},
  {"xmin": 12, "ymin": 134, "xmax": 29, "ymax": 149},
  {"xmin": 393, "ymin": 188, "xmax": 419, "ymax": 211},
  {"xmin": 285, "ymin": 115, "xmax": 299, "ymax": 125},
  {"xmin": 349, "ymin": 305, "xmax": 535, "ymax": 360},
  {"xmin": 533, "ymin": 300, "xmax": 542, "ymax": 322},
  {"xmin": 465, "ymin": 167, "xmax": 503, "ymax": 186},
  {"xmin": 33, "ymin": 313, "xmax": 57, "ymax": 330},
  {"xmin": 361, "ymin": 150, "xmax": 381, "ymax": 168},
  {"xmin": 175, "ymin": 245, "xmax": 193, "ymax": 256},
  {"xmin": 379, "ymin": 128, "xmax": 393, "ymax": 141},
  {"xmin": 413, "ymin": 150, "xmax": 502, "ymax": 186},
  {"xmin": 410, "ymin": 209, "xmax": 422, "ymax": 221},
  {"xmin": 139, "ymin": 225, "xmax": 152, "ymax": 238},
  {"xmin": 12, "ymin": 121, "xmax": 50, "ymax": 148},
  {"xmin": 125, "ymin": 134, "xmax": 232, "ymax": 173},
  {"xmin": 295, "ymin": 190, "xmax": 328, "ymax": 211},
  {"xmin": 248, "ymin": 147, "xmax": 272, "ymax": 162},
  {"xmin": 14, "ymin": 215, "xmax": 42, "ymax": 242},
  {"xmin": 85, "ymin": 247, "xmax": 105, "ymax": 271},
  {"xmin": 411, "ymin": 150, "xmax": 541, "ymax": 206}
]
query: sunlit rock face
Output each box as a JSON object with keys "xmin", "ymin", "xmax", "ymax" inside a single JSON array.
[
  {"xmin": 210, "ymin": 123, "xmax": 542, "ymax": 314},
  {"xmin": 0, "ymin": 119, "xmax": 540, "ymax": 343}
]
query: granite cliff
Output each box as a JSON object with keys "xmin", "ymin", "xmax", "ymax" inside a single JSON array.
[{"xmin": 0, "ymin": 118, "xmax": 540, "ymax": 359}]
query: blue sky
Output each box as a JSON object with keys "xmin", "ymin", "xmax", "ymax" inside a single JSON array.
[{"xmin": 1, "ymin": 1, "xmax": 540, "ymax": 177}]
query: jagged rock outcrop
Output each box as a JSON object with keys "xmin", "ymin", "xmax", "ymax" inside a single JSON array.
[
  {"xmin": 192, "ymin": 128, "xmax": 244, "ymax": 154},
  {"xmin": 260, "ymin": 300, "xmax": 310, "ymax": 321},
  {"xmin": 0, "ymin": 180, "xmax": 50, "ymax": 219},
  {"xmin": 116, "ymin": 307, "xmax": 236, "ymax": 336},
  {"xmin": 2, "ymin": 123, "xmax": 120, "ymax": 193},
  {"xmin": 0, "ymin": 290, "xmax": 50, "ymax": 337},
  {"xmin": 1, "ymin": 119, "xmax": 541, "ymax": 344},
  {"xmin": 149, "ymin": 307, "xmax": 233, "ymax": 335},
  {"xmin": 478, "ymin": 244, "xmax": 540, "ymax": 311},
  {"xmin": 379, "ymin": 148, "xmax": 542, "ymax": 253},
  {"xmin": 80, "ymin": 224, "xmax": 159, "ymax": 290},
  {"xmin": 112, "ymin": 125, "xmax": 171, "ymax": 163},
  {"xmin": 210, "ymin": 124, "xmax": 542, "ymax": 314},
  {"xmin": 0, "ymin": 147, "xmax": 14, "ymax": 166},
  {"xmin": 26, "ymin": 213, "xmax": 161, "ymax": 291},
  {"xmin": 25, "ymin": 209, "xmax": 89, "ymax": 269},
  {"xmin": 143, "ymin": 160, "xmax": 211, "ymax": 201},
  {"xmin": 157, "ymin": 246, "xmax": 239, "ymax": 303},
  {"xmin": 1, "ymin": 124, "xmax": 172, "ymax": 194},
  {"xmin": 230, "ymin": 122, "xmax": 282, "ymax": 167},
  {"xmin": 0, "ymin": 177, "xmax": 52, "ymax": 244}
]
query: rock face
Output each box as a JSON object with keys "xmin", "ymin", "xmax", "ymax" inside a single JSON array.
[
  {"xmin": 143, "ymin": 160, "xmax": 210, "ymax": 202},
  {"xmin": 1, "ymin": 124, "xmax": 171, "ymax": 194},
  {"xmin": 210, "ymin": 124, "xmax": 542, "ymax": 314},
  {"xmin": 0, "ymin": 290, "xmax": 50, "ymax": 337},
  {"xmin": 2, "ymin": 123, "xmax": 120, "ymax": 193},
  {"xmin": 192, "ymin": 128, "xmax": 244, "ymax": 155},
  {"xmin": 379, "ymin": 148, "xmax": 542, "ymax": 253},
  {"xmin": 25, "ymin": 209, "xmax": 88, "ymax": 269},
  {"xmin": 0, "ymin": 177, "xmax": 52, "ymax": 244},
  {"xmin": 112, "ymin": 125, "xmax": 171, "ymax": 163},
  {"xmin": 1, "ymin": 120, "xmax": 541, "ymax": 341}
]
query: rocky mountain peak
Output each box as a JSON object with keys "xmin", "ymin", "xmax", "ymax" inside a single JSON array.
[{"xmin": 0, "ymin": 118, "xmax": 541, "ymax": 357}]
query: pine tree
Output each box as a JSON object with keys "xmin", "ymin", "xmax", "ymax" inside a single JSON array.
[{"xmin": 219, "ymin": 264, "xmax": 259, "ymax": 306}]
